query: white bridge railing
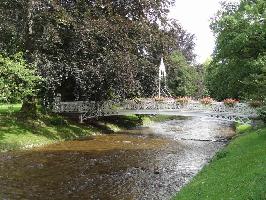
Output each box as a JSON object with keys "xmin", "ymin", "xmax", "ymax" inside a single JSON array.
[{"xmin": 52, "ymin": 97, "xmax": 258, "ymax": 124}]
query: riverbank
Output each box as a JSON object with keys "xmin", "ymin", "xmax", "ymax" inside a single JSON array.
[
  {"xmin": 0, "ymin": 114, "xmax": 97, "ymax": 151},
  {"xmin": 0, "ymin": 114, "xmax": 235, "ymax": 199},
  {"xmin": 173, "ymin": 125, "xmax": 266, "ymax": 200},
  {"xmin": 0, "ymin": 104, "xmax": 176, "ymax": 151}
]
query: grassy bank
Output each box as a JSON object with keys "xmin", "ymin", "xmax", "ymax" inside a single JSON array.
[
  {"xmin": 0, "ymin": 105, "xmax": 176, "ymax": 151},
  {"xmin": 0, "ymin": 104, "xmax": 21, "ymax": 114},
  {"xmin": 173, "ymin": 125, "xmax": 266, "ymax": 200},
  {"xmin": 0, "ymin": 114, "xmax": 100, "ymax": 151}
]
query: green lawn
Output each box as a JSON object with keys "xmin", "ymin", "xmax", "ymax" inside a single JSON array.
[
  {"xmin": 173, "ymin": 126, "xmax": 266, "ymax": 200},
  {"xmin": 0, "ymin": 104, "xmax": 22, "ymax": 114},
  {"xmin": 0, "ymin": 114, "xmax": 98, "ymax": 151}
]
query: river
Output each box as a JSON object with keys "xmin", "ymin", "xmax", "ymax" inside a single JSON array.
[{"xmin": 0, "ymin": 116, "xmax": 235, "ymax": 200}]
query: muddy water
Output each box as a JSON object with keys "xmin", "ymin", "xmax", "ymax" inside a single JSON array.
[{"xmin": 0, "ymin": 116, "xmax": 235, "ymax": 200}]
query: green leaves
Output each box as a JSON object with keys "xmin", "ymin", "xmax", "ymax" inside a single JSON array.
[
  {"xmin": 167, "ymin": 51, "xmax": 199, "ymax": 97},
  {"xmin": 207, "ymin": 0, "xmax": 266, "ymax": 100},
  {"xmin": 0, "ymin": 53, "xmax": 41, "ymax": 103},
  {"xmin": 0, "ymin": 0, "xmax": 195, "ymax": 103}
]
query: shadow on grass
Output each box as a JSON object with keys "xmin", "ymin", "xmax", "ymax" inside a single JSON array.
[
  {"xmin": 0, "ymin": 115, "xmax": 57, "ymax": 140},
  {"xmin": 0, "ymin": 113, "xmax": 98, "ymax": 151},
  {"xmin": 86, "ymin": 115, "xmax": 185, "ymax": 133},
  {"xmin": 87, "ymin": 115, "xmax": 143, "ymax": 131},
  {"xmin": 0, "ymin": 113, "xmax": 182, "ymax": 151}
]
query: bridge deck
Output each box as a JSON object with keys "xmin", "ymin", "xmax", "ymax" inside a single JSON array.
[{"xmin": 52, "ymin": 99, "xmax": 257, "ymax": 124}]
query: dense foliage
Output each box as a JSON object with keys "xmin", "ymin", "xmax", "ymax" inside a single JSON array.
[
  {"xmin": 168, "ymin": 51, "xmax": 199, "ymax": 97},
  {"xmin": 0, "ymin": 0, "xmax": 195, "ymax": 105},
  {"xmin": 206, "ymin": 0, "xmax": 266, "ymax": 101},
  {"xmin": 0, "ymin": 53, "xmax": 40, "ymax": 103}
]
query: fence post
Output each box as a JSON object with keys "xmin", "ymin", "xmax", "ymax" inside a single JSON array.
[
  {"xmin": 54, "ymin": 93, "xmax": 62, "ymax": 112},
  {"xmin": 79, "ymin": 114, "xmax": 84, "ymax": 123}
]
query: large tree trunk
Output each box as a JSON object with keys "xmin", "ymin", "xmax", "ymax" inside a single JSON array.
[{"xmin": 19, "ymin": 95, "xmax": 38, "ymax": 119}]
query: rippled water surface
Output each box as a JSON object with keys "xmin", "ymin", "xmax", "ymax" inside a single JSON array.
[{"xmin": 0, "ymin": 116, "xmax": 235, "ymax": 200}]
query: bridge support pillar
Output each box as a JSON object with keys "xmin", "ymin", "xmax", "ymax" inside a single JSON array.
[{"xmin": 79, "ymin": 114, "xmax": 84, "ymax": 123}]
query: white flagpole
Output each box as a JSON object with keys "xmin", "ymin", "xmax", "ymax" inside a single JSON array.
[{"xmin": 159, "ymin": 57, "xmax": 165, "ymax": 98}]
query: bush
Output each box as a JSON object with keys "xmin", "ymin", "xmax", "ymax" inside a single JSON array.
[
  {"xmin": 223, "ymin": 98, "xmax": 239, "ymax": 107},
  {"xmin": 248, "ymin": 100, "xmax": 263, "ymax": 108},
  {"xmin": 176, "ymin": 96, "xmax": 191, "ymax": 105},
  {"xmin": 50, "ymin": 116, "xmax": 69, "ymax": 126},
  {"xmin": 0, "ymin": 53, "xmax": 41, "ymax": 103},
  {"xmin": 200, "ymin": 97, "xmax": 214, "ymax": 105}
]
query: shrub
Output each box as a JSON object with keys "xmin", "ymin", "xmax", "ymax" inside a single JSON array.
[
  {"xmin": 200, "ymin": 97, "xmax": 214, "ymax": 105},
  {"xmin": 0, "ymin": 53, "xmax": 41, "ymax": 103},
  {"xmin": 223, "ymin": 98, "xmax": 239, "ymax": 107},
  {"xmin": 50, "ymin": 116, "xmax": 69, "ymax": 126},
  {"xmin": 248, "ymin": 100, "xmax": 263, "ymax": 108},
  {"xmin": 176, "ymin": 96, "xmax": 191, "ymax": 105}
]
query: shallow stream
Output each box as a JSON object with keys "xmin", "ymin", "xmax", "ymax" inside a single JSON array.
[{"xmin": 0, "ymin": 116, "xmax": 235, "ymax": 200}]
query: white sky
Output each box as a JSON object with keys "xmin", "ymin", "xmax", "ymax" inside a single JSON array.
[{"xmin": 169, "ymin": 0, "xmax": 239, "ymax": 63}]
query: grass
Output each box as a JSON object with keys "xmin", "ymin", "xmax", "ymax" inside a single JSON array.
[
  {"xmin": 141, "ymin": 115, "xmax": 188, "ymax": 126},
  {"xmin": 90, "ymin": 114, "xmax": 180, "ymax": 132},
  {"xmin": 173, "ymin": 126, "xmax": 266, "ymax": 200},
  {"xmin": 0, "ymin": 104, "xmax": 176, "ymax": 151},
  {"xmin": 235, "ymin": 123, "xmax": 252, "ymax": 134},
  {"xmin": 0, "ymin": 114, "xmax": 99, "ymax": 151},
  {"xmin": 0, "ymin": 103, "xmax": 110, "ymax": 151},
  {"xmin": 0, "ymin": 104, "xmax": 22, "ymax": 114}
]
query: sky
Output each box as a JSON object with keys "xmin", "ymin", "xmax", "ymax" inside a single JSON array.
[{"xmin": 169, "ymin": 0, "xmax": 239, "ymax": 63}]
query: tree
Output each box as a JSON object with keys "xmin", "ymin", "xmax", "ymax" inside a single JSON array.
[
  {"xmin": 167, "ymin": 51, "xmax": 198, "ymax": 96},
  {"xmin": 207, "ymin": 0, "xmax": 266, "ymax": 100},
  {"xmin": 0, "ymin": 53, "xmax": 40, "ymax": 103},
  {"xmin": 0, "ymin": 0, "xmax": 196, "ymax": 105}
]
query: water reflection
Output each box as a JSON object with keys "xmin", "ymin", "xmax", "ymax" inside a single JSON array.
[{"xmin": 0, "ymin": 116, "xmax": 235, "ymax": 200}]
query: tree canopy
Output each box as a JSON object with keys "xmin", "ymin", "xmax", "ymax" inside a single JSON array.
[
  {"xmin": 167, "ymin": 51, "xmax": 199, "ymax": 97},
  {"xmin": 0, "ymin": 53, "xmax": 40, "ymax": 103},
  {"xmin": 206, "ymin": 0, "xmax": 266, "ymax": 100},
  {"xmin": 0, "ymin": 0, "xmax": 195, "ymax": 105}
]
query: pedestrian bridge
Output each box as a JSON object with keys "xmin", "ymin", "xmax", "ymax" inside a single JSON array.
[{"xmin": 52, "ymin": 98, "xmax": 258, "ymax": 124}]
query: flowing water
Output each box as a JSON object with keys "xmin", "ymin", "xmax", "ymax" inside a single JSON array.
[{"xmin": 0, "ymin": 116, "xmax": 235, "ymax": 200}]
